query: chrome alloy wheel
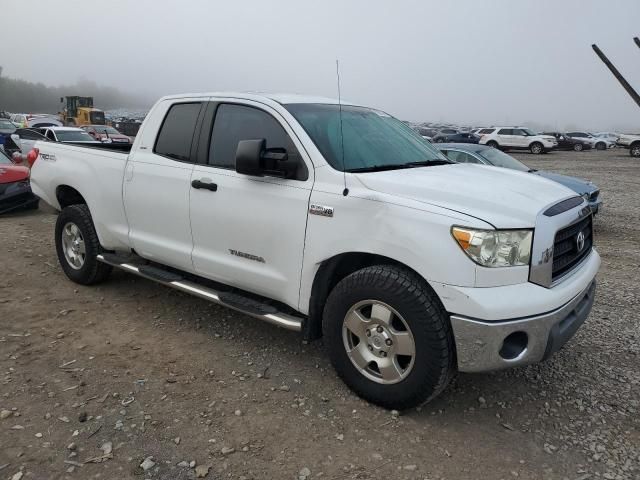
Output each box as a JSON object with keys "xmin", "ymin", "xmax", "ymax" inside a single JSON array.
[
  {"xmin": 61, "ymin": 222, "xmax": 86, "ymax": 270},
  {"xmin": 342, "ymin": 300, "xmax": 416, "ymax": 384}
]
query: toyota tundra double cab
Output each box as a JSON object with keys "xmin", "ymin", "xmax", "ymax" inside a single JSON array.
[{"xmin": 29, "ymin": 93, "xmax": 599, "ymax": 409}]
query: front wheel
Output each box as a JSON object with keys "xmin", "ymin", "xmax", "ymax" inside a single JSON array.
[
  {"xmin": 322, "ymin": 265, "xmax": 455, "ymax": 409},
  {"xmin": 573, "ymin": 143, "xmax": 583, "ymax": 152},
  {"xmin": 530, "ymin": 142, "xmax": 543, "ymax": 154},
  {"xmin": 595, "ymin": 142, "xmax": 606, "ymax": 151},
  {"xmin": 55, "ymin": 204, "xmax": 112, "ymax": 285},
  {"xmin": 630, "ymin": 143, "xmax": 640, "ymax": 157}
]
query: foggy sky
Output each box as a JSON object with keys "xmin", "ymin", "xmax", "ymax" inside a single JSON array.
[{"xmin": 5, "ymin": 0, "xmax": 640, "ymax": 131}]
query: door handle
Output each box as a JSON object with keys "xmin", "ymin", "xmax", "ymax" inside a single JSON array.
[{"xmin": 191, "ymin": 179, "xmax": 218, "ymax": 192}]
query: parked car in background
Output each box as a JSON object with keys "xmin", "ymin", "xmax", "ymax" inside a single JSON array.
[
  {"xmin": 40, "ymin": 127, "xmax": 100, "ymax": 144},
  {"xmin": 0, "ymin": 148, "xmax": 39, "ymax": 214},
  {"xmin": 26, "ymin": 115, "xmax": 62, "ymax": 128},
  {"xmin": 10, "ymin": 113, "xmax": 61, "ymax": 128},
  {"xmin": 10, "ymin": 113, "xmax": 28, "ymax": 128},
  {"xmin": 437, "ymin": 128, "xmax": 458, "ymax": 135},
  {"xmin": 616, "ymin": 133, "xmax": 640, "ymax": 157},
  {"xmin": 478, "ymin": 127, "xmax": 557, "ymax": 154},
  {"xmin": 594, "ymin": 132, "xmax": 619, "ymax": 144},
  {"xmin": 566, "ymin": 132, "xmax": 614, "ymax": 150},
  {"xmin": 437, "ymin": 143, "xmax": 602, "ymax": 215},
  {"xmin": 431, "ymin": 131, "xmax": 479, "ymax": 143},
  {"xmin": 542, "ymin": 132, "xmax": 592, "ymax": 151},
  {"xmin": 9, "ymin": 128, "xmax": 48, "ymax": 155},
  {"xmin": 414, "ymin": 126, "xmax": 438, "ymax": 140},
  {"xmin": 0, "ymin": 119, "xmax": 17, "ymax": 151},
  {"xmin": 81, "ymin": 125, "xmax": 132, "ymax": 144}
]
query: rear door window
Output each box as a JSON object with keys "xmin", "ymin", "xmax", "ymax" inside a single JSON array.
[
  {"xmin": 154, "ymin": 102, "xmax": 202, "ymax": 162},
  {"xmin": 497, "ymin": 128, "xmax": 513, "ymax": 135}
]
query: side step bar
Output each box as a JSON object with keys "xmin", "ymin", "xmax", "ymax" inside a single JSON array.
[{"xmin": 96, "ymin": 254, "xmax": 302, "ymax": 332}]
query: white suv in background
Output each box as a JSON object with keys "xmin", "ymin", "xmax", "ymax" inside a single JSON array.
[{"xmin": 478, "ymin": 127, "xmax": 557, "ymax": 154}]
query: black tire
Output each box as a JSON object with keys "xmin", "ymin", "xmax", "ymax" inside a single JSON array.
[
  {"xmin": 595, "ymin": 142, "xmax": 606, "ymax": 151},
  {"xmin": 573, "ymin": 143, "xmax": 583, "ymax": 152},
  {"xmin": 630, "ymin": 143, "xmax": 640, "ymax": 158},
  {"xmin": 530, "ymin": 142, "xmax": 543, "ymax": 154},
  {"xmin": 55, "ymin": 204, "xmax": 112, "ymax": 285},
  {"xmin": 486, "ymin": 140, "xmax": 499, "ymax": 148},
  {"xmin": 322, "ymin": 265, "xmax": 455, "ymax": 410}
]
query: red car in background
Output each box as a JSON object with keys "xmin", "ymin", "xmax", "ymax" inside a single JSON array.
[
  {"xmin": 0, "ymin": 148, "xmax": 39, "ymax": 214},
  {"xmin": 81, "ymin": 125, "xmax": 131, "ymax": 144}
]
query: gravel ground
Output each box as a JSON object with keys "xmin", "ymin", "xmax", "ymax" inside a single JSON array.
[{"xmin": 0, "ymin": 148, "xmax": 638, "ymax": 480}]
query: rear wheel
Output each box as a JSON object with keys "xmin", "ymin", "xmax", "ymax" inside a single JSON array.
[
  {"xmin": 55, "ymin": 204, "xmax": 112, "ymax": 285},
  {"xmin": 323, "ymin": 265, "xmax": 455, "ymax": 409},
  {"xmin": 486, "ymin": 140, "xmax": 499, "ymax": 148},
  {"xmin": 530, "ymin": 142, "xmax": 543, "ymax": 154},
  {"xmin": 631, "ymin": 143, "xmax": 640, "ymax": 157},
  {"xmin": 573, "ymin": 143, "xmax": 583, "ymax": 152}
]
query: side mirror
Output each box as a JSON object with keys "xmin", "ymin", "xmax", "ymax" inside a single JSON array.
[{"xmin": 235, "ymin": 139, "xmax": 296, "ymax": 179}]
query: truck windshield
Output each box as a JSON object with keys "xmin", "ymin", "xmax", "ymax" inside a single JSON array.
[{"xmin": 285, "ymin": 103, "xmax": 448, "ymax": 172}]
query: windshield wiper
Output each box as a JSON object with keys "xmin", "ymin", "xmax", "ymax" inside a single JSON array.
[
  {"xmin": 346, "ymin": 164, "xmax": 415, "ymax": 173},
  {"xmin": 347, "ymin": 159, "xmax": 452, "ymax": 173},
  {"xmin": 404, "ymin": 160, "xmax": 453, "ymax": 167}
]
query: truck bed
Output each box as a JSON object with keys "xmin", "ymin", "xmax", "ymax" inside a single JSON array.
[{"xmin": 30, "ymin": 140, "xmax": 132, "ymax": 251}]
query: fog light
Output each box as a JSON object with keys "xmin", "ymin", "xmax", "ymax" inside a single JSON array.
[{"xmin": 499, "ymin": 331, "xmax": 528, "ymax": 360}]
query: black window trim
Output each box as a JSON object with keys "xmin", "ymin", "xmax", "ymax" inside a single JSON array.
[
  {"xmin": 195, "ymin": 101, "xmax": 309, "ymax": 181},
  {"xmin": 152, "ymin": 101, "xmax": 205, "ymax": 164}
]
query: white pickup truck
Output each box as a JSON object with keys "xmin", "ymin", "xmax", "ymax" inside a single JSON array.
[
  {"xmin": 616, "ymin": 133, "xmax": 640, "ymax": 157},
  {"xmin": 30, "ymin": 93, "xmax": 600, "ymax": 409}
]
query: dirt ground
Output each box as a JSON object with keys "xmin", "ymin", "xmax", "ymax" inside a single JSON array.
[{"xmin": 1, "ymin": 149, "xmax": 638, "ymax": 480}]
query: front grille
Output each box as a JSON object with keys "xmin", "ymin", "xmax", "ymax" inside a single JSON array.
[{"xmin": 552, "ymin": 215, "xmax": 592, "ymax": 281}]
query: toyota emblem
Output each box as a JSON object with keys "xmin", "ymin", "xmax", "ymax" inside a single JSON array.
[{"xmin": 576, "ymin": 230, "xmax": 585, "ymax": 252}]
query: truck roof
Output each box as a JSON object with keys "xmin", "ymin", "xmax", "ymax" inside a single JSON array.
[{"xmin": 158, "ymin": 92, "xmax": 358, "ymax": 107}]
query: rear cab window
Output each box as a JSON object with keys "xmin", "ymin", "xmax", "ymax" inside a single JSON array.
[{"xmin": 154, "ymin": 102, "xmax": 203, "ymax": 162}]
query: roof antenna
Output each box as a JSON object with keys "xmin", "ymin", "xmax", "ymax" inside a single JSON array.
[{"xmin": 336, "ymin": 59, "xmax": 349, "ymax": 196}]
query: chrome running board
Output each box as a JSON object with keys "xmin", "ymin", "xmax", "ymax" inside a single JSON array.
[{"xmin": 96, "ymin": 254, "xmax": 302, "ymax": 332}]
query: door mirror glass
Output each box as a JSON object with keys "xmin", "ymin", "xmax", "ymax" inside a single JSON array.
[{"xmin": 235, "ymin": 139, "xmax": 296, "ymax": 179}]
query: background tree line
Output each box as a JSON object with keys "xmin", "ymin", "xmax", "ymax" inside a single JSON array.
[{"xmin": 0, "ymin": 67, "xmax": 151, "ymax": 114}]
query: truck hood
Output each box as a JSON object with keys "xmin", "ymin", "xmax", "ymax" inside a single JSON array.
[{"xmin": 354, "ymin": 164, "xmax": 577, "ymax": 228}]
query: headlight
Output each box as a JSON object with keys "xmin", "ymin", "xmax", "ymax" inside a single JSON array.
[
  {"xmin": 582, "ymin": 193, "xmax": 590, "ymax": 201},
  {"xmin": 451, "ymin": 227, "xmax": 533, "ymax": 267}
]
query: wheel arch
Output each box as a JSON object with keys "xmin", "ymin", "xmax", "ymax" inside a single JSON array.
[
  {"xmin": 304, "ymin": 251, "xmax": 436, "ymax": 342},
  {"xmin": 56, "ymin": 184, "xmax": 88, "ymax": 209}
]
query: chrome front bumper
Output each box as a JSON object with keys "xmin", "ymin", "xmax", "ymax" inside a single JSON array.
[{"xmin": 450, "ymin": 280, "xmax": 596, "ymax": 373}]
